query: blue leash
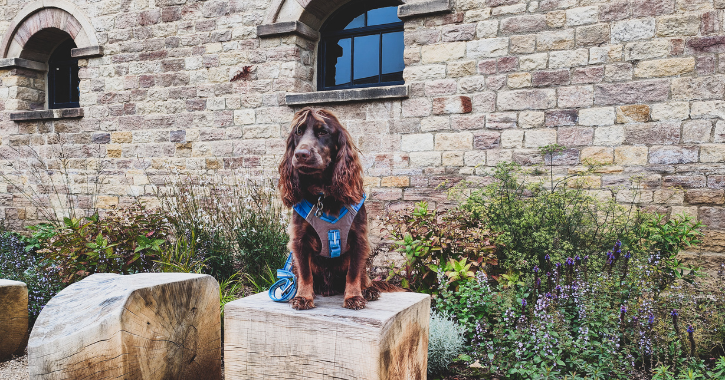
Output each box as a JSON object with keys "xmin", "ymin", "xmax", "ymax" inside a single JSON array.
[{"xmin": 269, "ymin": 253, "xmax": 297, "ymax": 302}]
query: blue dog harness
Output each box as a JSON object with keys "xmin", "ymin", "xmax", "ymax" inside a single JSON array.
[{"xmin": 268, "ymin": 194, "xmax": 366, "ymax": 302}]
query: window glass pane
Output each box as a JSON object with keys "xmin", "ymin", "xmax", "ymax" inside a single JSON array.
[
  {"xmin": 382, "ymin": 31, "xmax": 404, "ymax": 75},
  {"xmin": 367, "ymin": 6, "xmax": 400, "ymax": 26},
  {"xmin": 353, "ymin": 34, "xmax": 380, "ymax": 84},
  {"xmin": 71, "ymin": 66, "xmax": 80, "ymax": 102},
  {"xmin": 54, "ymin": 66, "xmax": 71, "ymax": 104},
  {"xmin": 343, "ymin": 14, "xmax": 365, "ymax": 30},
  {"xmin": 324, "ymin": 38, "xmax": 351, "ymax": 87}
]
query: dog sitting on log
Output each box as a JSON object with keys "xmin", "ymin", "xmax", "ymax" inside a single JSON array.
[{"xmin": 278, "ymin": 107, "xmax": 399, "ymax": 310}]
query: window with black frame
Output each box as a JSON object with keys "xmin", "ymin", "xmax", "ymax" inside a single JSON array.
[
  {"xmin": 318, "ymin": 1, "xmax": 405, "ymax": 91},
  {"xmin": 48, "ymin": 39, "xmax": 80, "ymax": 109}
]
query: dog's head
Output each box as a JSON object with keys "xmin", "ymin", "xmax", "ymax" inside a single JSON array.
[{"xmin": 278, "ymin": 107, "xmax": 364, "ymax": 208}]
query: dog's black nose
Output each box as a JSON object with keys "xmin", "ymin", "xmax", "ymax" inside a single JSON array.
[{"xmin": 295, "ymin": 149, "xmax": 311, "ymax": 160}]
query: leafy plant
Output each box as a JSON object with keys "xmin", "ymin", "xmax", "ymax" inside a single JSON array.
[
  {"xmin": 39, "ymin": 204, "xmax": 169, "ymax": 283},
  {"xmin": 0, "ymin": 228, "xmax": 64, "ymax": 323},
  {"xmin": 157, "ymin": 173, "xmax": 288, "ymax": 286},
  {"xmin": 463, "ymin": 160, "xmax": 647, "ymax": 277},
  {"xmin": 383, "ymin": 201, "xmax": 498, "ymax": 293}
]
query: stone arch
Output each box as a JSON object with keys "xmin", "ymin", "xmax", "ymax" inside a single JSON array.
[
  {"xmin": 0, "ymin": 0, "xmax": 99, "ymax": 60},
  {"xmin": 265, "ymin": 0, "xmax": 406, "ymax": 31}
]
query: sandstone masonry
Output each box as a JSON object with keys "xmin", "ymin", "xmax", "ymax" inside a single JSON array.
[{"xmin": 2, "ymin": 0, "xmax": 725, "ymax": 267}]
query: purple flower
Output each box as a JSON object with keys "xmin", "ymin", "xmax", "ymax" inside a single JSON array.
[
  {"xmin": 566, "ymin": 257, "xmax": 574, "ymax": 266},
  {"xmin": 648, "ymin": 313, "xmax": 655, "ymax": 325},
  {"xmin": 670, "ymin": 309, "xmax": 679, "ymax": 317},
  {"xmin": 533, "ymin": 265, "xmax": 539, "ymax": 273},
  {"xmin": 521, "ymin": 299, "xmax": 527, "ymax": 307},
  {"xmin": 687, "ymin": 325, "xmax": 695, "ymax": 333},
  {"xmin": 620, "ymin": 305, "xmax": 627, "ymax": 314},
  {"xmin": 545, "ymin": 254, "xmax": 550, "ymax": 261}
]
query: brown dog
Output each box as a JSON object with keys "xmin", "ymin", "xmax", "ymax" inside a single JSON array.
[{"xmin": 278, "ymin": 107, "xmax": 397, "ymax": 310}]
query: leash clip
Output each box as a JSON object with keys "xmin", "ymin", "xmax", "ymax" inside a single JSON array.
[{"xmin": 315, "ymin": 195, "xmax": 324, "ymax": 217}]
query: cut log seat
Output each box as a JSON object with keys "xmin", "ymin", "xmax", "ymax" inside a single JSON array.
[
  {"xmin": 28, "ymin": 273, "xmax": 221, "ymax": 380},
  {"xmin": 0, "ymin": 279, "xmax": 28, "ymax": 361},
  {"xmin": 224, "ymin": 291, "xmax": 431, "ymax": 380}
]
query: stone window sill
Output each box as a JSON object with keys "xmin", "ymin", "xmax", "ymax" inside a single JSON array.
[
  {"xmin": 285, "ymin": 85, "xmax": 409, "ymax": 106},
  {"xmin": 10, "ymin": 108, "xmax": 84, "ymax": 121},
  {"xmin": 398, "ymin": 0, "xmax": 452, "ymax": 18}
]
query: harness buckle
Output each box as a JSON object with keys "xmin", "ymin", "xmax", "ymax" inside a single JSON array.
[{"xmin": 328, "ymin": 230, "xmax": 341, "ymax": 258}]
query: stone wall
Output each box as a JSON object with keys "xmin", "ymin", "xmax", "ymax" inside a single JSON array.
[{"xmin": 1, "ymin": 0, "xmax": 725, "ymax": 266}]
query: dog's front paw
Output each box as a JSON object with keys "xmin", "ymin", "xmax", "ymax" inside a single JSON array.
[
  {"xmin": 362, "ymin": 287, "xmax": 380, "ymax": 301},
  {"xmin": 343, "ymin": 296, "xmax": 367, "ymax": 310},
  {"xmin": 291, "ymin": 296, "xmax": 315, "ymax": 310}
]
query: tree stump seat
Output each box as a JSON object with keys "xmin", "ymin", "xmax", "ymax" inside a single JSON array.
[
  {"xmin": 0, "ymin": 279, "xmax": 28, "ymax": 361},
  {"xmin": 224, "ymin": 291, "xmax": 431, "ymax": 380},
  {"xmin": 28, "ymin": 273, "xmax": 221, "ymax": 380}
]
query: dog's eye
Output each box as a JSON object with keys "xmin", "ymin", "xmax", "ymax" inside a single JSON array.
[
  {"xmin": 317, "ymin": 130, "xmax": 328, "ymax": 136},
  {"xmin": 295, "ymin": 127, "xmax": 304, "ymax": 135}
]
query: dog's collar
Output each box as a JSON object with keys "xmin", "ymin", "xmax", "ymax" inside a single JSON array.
[{"xmin": 293, "ymin": 194, "xmax": 366, "ymax": 224}]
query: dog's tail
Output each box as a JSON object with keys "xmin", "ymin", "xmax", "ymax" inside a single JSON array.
[{"xmin": 369, "ymin": 280, "xmax": 407, "ymax": 293}]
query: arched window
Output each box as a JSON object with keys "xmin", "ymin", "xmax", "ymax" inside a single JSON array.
[
  {"xmin": 48, "ymin": 39, "xmax": 80, "ymax": 109},
  {"xmin": 318, "ymin": 1, "xmax": 404, "ymax": 91}
]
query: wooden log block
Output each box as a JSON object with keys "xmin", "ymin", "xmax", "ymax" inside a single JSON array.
[
  {"xmin": 0, "ymin": 279, "xmax": 28, "ymax": 361},
  {"xmin": 28, "ymin": 273, "xmax": 221, "ymax": 380},
  {"xmin": 224, "ymin": 292, "xmax": 431, "ymax": 380}
]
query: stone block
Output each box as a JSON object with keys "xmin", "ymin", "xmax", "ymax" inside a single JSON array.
[
  {"xmin": 611, "ymin": 18, "xmax": 656, "ymax": 43},
  {"xmin": 467, "ymin": 38, "xmax": 509, "ymax": 59},
  {"xmin": 579, "ymin": 107, "xmax": 615, "ymax": 126},
  {"xmin": 28, "ymin": 273, "xmax": 221, "ymax": 380},
  {"xmin": 576, "ymin": 24, "xmax": 610, "ymax": 46},
  {"xmin": 524, "ymin": 129, "xmax": 557, "ymax": 148},
  {"xmin": 507, "ymin": 73, "xmax": 532, "ymax": 88},
  {"xmin": 497, "ymin": 89, "xmax": 556, "ymax": 110},
  {"xmin": 624, "ymin": 39, "xmax": 670, "ymax": 61},
  {"xmin": 594, "ymin": 126, "xmax": 625, "ymax": 145},
  {"xmin": 624, "ymin": 122, "xmax": 681, "ymax": 145},
  {"xmin": 432, "ymin": 96, "xmax": 472, "ymax": 114},
  {"xmin": 519, "ymin": 111, "xmax": 545, "ymax": 128},
  {"xmin": 616, "ymin": 105, "xmax": 650, "ymax": 123},
  {"xmin": 685, "ymin": 189, "xmax": 725, "ymax": 205},
  {"xmin": 651, "ymin": 102, "xmax": 690, "ymax": 121},
  {"xmin": 683, "ymin": 120, "xmax": 712, "ymax": 143},
  {"xmin": 0, "ymin": 280, "xmax": 27, "ymax": 361},
  {"xmin": 549, "ymin": 49, "xmax": 589, "ymax": 69},
  {"xmin": 536, "ymin": 30, "xmax": 575, "ymax": 51},
  {"xmin": 656, "ymin": 14, "xmax": 700, "ymax": 36},
  {"xmin": 634, "ymin": 58, "xmax": 695, "ymax": 78},
  {"xmin": 421, "ymin": 42, "xmax": 466, "ymax": 63},
  {"xmin": 474, "ymin": 131, "xmax": 501, "ymax": 149},
  {"xmin": 398, "ymin": 0, "xmax": 452, "ymax": 18},
  {"xmin": 558, "ymin": 86, "xmax": 594, "ymax": 108},
  {"xmin": 558, "ymin": 127, "xmax": 594, "ymax": 146},
  {"xmin": 566, "ymin": 6, "xmax": 599, "ymax": 26},
  {"xmin": 224, "ymin": 292, "xmax": 430, "ymax": 380},
  {"xmin": 545, "ymin": 109, "xmax": 578, "ymax": 127},
  {"xmin": 648, "ymin": 146, "xmax": 698, "ymax": 165},
  {"xmin": 435, "ymin": 132, "xmax": 473, "ymax": 150},
  {"xmin": 581, "ymin": 146, "xmax": 614, "ymax": 164},
  {"xmin": 672, "ymin": 77, "xmax": 725, "ymax": 101},
  {"xmin": 533, "ymin": 69, "xmax": 570, "ymax": 87},
  {"xmin": 700, "ymin": 144, "xmax": 725, "ymax": 162},
  {"xmin": 401, "ymin": 134, "xmax": 434, "ymax": 152},
  {"xmin": 594, "ymin": 79, "xmax": 670, "ymax": 105},
  {"xmin": 500, "ymin": 15, "xmax": 547, "ymax": 33}
]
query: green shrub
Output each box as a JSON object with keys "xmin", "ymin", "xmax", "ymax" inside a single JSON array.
[
  {"xmin": 0, "ymin": 228, "xmax": 64, "ymax": 323},
  {"xmin": 37, "ymin": 204, "xmax": 168, "ymax": 283},
  {"xmin": 463, "ymin": 160, "xmax": 648, "ymax": 276},
  {"xmin": 428, "ymin": 310, "xmax": 465, "ymax": 375},
  {"xmin": 158, "ymin": 173, "xmax": 288, "ymax": 287},
  {"xmin": 383, "ymin": 202, "xmax": 498, "ymax": 293}
]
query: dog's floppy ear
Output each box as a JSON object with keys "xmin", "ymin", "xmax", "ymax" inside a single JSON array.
[
  {"xmin": 324, "ymin": 111, "xmax": 364, "ymax": 205},
  {"xmin": 278, "ymin": 125, "xmax": 301, "ymax": 208}
]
